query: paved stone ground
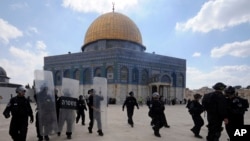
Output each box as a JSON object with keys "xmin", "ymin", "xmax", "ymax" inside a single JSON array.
[{"xmin": 0, "ymin": 104, "xmax": 249, "ymax": 141}]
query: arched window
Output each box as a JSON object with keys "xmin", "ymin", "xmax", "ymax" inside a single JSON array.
[
  {"xmin": 55, "ymin": 71, "xmax": 61, "ymax": 85},
  {"xmin": 73, "ymin": 69, "xmax": 80, "ymax": 81},
  {"xmin": 94, "ymin": 68, "xmax": 102, "ymax": 77},
  {"xmin": 63, "ymin": 69, "xmax": 70, "ymax": 78},
  {"xmin": 161, "ymin": 75, "xmax": 171, "ymax": 83},
  {"xmin": 106, "ymin": 66, "xmax": 114, "ymax": 79},
  {"xmin": 83, "ymin": 68, "xmax": 91, "ymax": 84},
  {"xmin": 132, "ymin": 68, "xmax": 139, "ymax": 83},
  {"xmin": 177, "ymin": 73, "xmax": 184, "ymax": 87},
  {"xmin": 141, "ymin": 69, "xmax": 148, "ymax": 84},
  {"xmin": 120, "ymin": 66, "xmax": 128, "ymax": 83}
]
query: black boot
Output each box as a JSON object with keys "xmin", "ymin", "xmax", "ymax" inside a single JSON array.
[
  {"xmin": 88, "ymin": 127, "xmax": 92, "ymax": 133},
  {"xmin": 97, "ymin": 129, "xmax": 104, "ymax": 136},
  {"xmin": 38, "ymin": 136, "xmax": 43, "ymax": 141},
  {"xmin": 153, "ymin": 126, "xmax": 161, "ymax": 137},
  {"xmin": 66, "ymin": 132, "xmax": 72, "ymax": 139},
  {"xmin": 44, "ymin": 136, "xmax": 49, "ymax": 141}
]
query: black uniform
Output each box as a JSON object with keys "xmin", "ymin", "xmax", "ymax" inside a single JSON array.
[
  {"xmin": 3, "ymin": 96, "xmax": 34, "ymax": 141},
  {"xmin": 122, "ymin": 96, "xmax": 139, "ymax": 127},
  {"xmin": 188, "ymin": 100, "xmax": 204, "ymax": 137},
  {"xmin": 76, "ymin": 96, "xmax": 87, "ymax": 125},
  {"xmin": 202, "ymin": 91, "xmax": 228, "ymax": 141},
  {"xmin": 226, "ymin": 96, "xmax": 249, "ymax": 139},
  {"xmin": 149, "ymin": 98, "xmax": 165, "ymax": 137}
]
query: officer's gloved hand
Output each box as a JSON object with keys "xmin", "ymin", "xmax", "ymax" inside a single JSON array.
[
  {"xmin": 3, "ymin": 112, "xmax": 10, "ymax": 119},
  {"xmin": 30, "ymin": 115, "xmax": 34, "ymax": 123}
]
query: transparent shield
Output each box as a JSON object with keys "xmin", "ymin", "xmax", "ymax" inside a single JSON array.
[
  {"xmin": 58, "ymin": 78, "xmax": 79, "ymax": 134},
  {"xmin": 34, "ymin": 70, "xmax": 58, "ymax": 136},
  {"xmin": 93, "ymin": 77, "xmax": 107, "ymax": 131}
]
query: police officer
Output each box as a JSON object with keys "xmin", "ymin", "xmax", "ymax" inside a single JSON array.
[
  {"xmin": 148, "ymin": 92, "xmax": 165, "ymax": 137},
  {"xmin": 76, "ymin": 95, "xmax": 87, "ymax": 125},
  {"xmin": 3, "ymin": 86, "xmax": 34, "ymax": 141},
  {"xmin": 202, "ymin": 82, "xmax": 228, "ymax": 141},
  {"xmin": 224, "ymin": 86, "xmax": 249, "ymax": 140},
  {"xmin": 122, "ymin": 91, "xmax": 139, "ymax": 127},
  {"xmin": 188, "ymin": 93, "xmax": 204, "ymax": 139},
  {"xmin": 34, "ymin": 85, "xmax": 55, "ymax": 141},
  {"xmin": 87, "ymin": 89, "xmax": 104, "ymax": 136}
]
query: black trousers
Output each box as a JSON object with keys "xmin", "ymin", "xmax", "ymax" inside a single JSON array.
[
  {"xmin": 225, "ymin": 114, "xmax": 244, "ymax": 139},
  {"xmin": 206, "ymin": 115, "xmax": 223, "ymax": 141},
  {"xmin": 191, "ymin": 114, "xmax": 204, "ymax": 135},
  {"xmin": 76, "ymin": 110, "xmax": 86, "ymax": 124},
  {"xmin": 9, "ymin": 117, "xmax": 28, "ymax": 141},
  {"xmin": 126, "ymin": 108, "xmax": 134, "ymax": 125},
  {"xmin": 152, "ymin": 115, "xmax": 164, "ymax": 133}
]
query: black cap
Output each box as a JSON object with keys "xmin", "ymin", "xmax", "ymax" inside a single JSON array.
[
  {"xmin": 88, "ymin": 89, "xmax": 94, "ymax": 94},
  {"xmin": 129, "ymin": 91, "xmax": 134, "ymax": 96},
  {"xmin": 212, "ymin": 82, "xmax": 226, "ymax": 90}
]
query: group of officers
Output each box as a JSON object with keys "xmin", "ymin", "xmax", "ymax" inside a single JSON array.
[
  {"xmin": 3, "ymin": 86, "xmax": 104, "ymax": 141},
  {"xmin": 187, "ymin": 82, "xmax": 249, "ymax": 141},
  {"xmin": 2, "ymin": 82, "xmax": 249, "ymax": 141}
]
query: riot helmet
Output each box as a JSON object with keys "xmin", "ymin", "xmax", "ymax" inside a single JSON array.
[{"xmin": 16, "ymin": 86, "xmax": 26, "ymax": 94}]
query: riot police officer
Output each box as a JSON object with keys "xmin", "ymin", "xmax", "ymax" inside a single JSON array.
[
  {"xmin": 76, "ymin": 95, "xmax": 88, "ymax": 125},
  {"xmin": 188, "ymin": 93, "xmax": 204, "ymax": 139},
  {"xmin": 202, "ymin": 82, "xmax": 228, "ymax": 141},
  {"xmin": 224, "ymin": 86, "xmax": 249, "ymax": 140},
  {"xmin": 3, "ymin": 86, "xmax": 34, "ymax": 141},
  {"xmin": 148, "ymin": 92, "xmax": 165, "ymax": 137},
  {"xmin": 122, "ymin": 91, "xmax": 139, "ymax": 127},
  {"xmin": 87, "ymin": 89, "xmax": 104, "ymax": 136}
]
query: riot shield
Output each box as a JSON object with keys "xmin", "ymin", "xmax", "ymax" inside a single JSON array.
[
  {"xmin": 92, "ymin": 77, "xmax": 108, "ymax": 131},
  {"xmin": 58, "ymin": 78, "xmax": 79, "ymax": 134},
  {"xmin": 34, "ymin": 70, "xmax": 58, "ymax": 136}
]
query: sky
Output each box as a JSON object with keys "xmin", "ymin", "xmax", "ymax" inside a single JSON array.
[{"xmin": 0, "ymin": 0, "xmax": 250, "ymax": 90}]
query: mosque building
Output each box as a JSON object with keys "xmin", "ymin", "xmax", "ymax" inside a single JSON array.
[
  {"xmin": 44, "ymin": 10, "xmax": 186, "ymax": 104},
  {"xmin": 0, "ymin": 66, "xmax": 21, "ymax": 103}
]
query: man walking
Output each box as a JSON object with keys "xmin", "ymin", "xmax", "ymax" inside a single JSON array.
[
  {"xmin": 122, "ymin": 91, "xmax": 139, "ymax": 127},
  {"xmin": 202, "ymin": 82, "xmax": 228, "ymax": 141},
  {"xmin": 3, "ymin": 86, "xmax": 34, "ymax": 141}
]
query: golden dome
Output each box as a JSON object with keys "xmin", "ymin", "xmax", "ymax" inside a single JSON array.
[{"xmin": 84, "ymin": 12, "xmax": 142, "ymax": 46}]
